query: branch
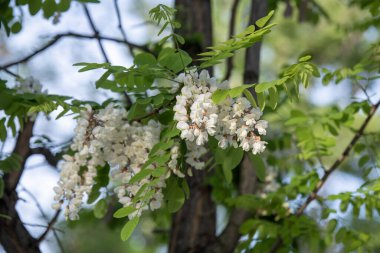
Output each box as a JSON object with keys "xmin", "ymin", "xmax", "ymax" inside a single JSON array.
[
  {"xmin": 29, "ymin": 147, "xmax": 60, "ymax": 167},
  {"xmin": 21, "ymin": 187, "xmax": 65, "ymax": 252},
  {"xmin": 4, "ymin": 120, "xmax": 35, "ymax": 192},
  {"xmin": 2, "ymin": 68, "xmax": 20, "ymax": 78},
  {"xmin": 269, "ymin": 99, "xmax": 380, "ymax": 253},
  {"xmin": 23, "ymin": 222, "xmax": 63, "ymax": 233},
  {"xmin": 82, "ymin": 4, "xmax": 109, "ymax": 62},
  {"xmin": 224, "ymin": 0, "xmax": 240, "ymax": 80},
  {"xmin": 37, "ymin": 210, "xmax": 61, "ymax": 243},
  {"xmin": 0, "ymin": 32, "xmax": 149, "ymax": 69},
  {"xmin": 113, "ymin": 0, "xmax": 135, "ymax": 56}
]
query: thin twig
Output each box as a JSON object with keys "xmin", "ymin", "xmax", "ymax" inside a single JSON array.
[
  {"xmin": 0, "ymin": 32, "xmax": 149, "ymax": 69},
  {"xmin": 21, "ymin": 187, "xmax": 64, "ymax": 252},
  {"xmin": 224, "ymin": 0, "xmax": 240, "ymax": 80},
  {"xmin": 269, "ymin": 99, "xmax": 380, "ymax": 253},
  {"xmin": 23, "ymin": 222, "xmax": 64, "ymax": 233},
  {"xmin": 82, "ymin": 4, "xmax": 109, "ymax": 62},
  {"xmin": 37, "ymin": 210, "xmax": 61, "ymax": 243},
  {"xmin": 113, "ymin": 0, "xmax": 134, "ymax": 56}
]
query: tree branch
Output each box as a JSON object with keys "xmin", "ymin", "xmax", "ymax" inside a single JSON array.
[
  {"xmin": 113, "ymin": 0, "xmax": 135, "ymax": 57},
  {"xmin": 0, "ymin": 119, "xmax": 42, "ymax": 253},
  {"xmin": 224, "ymin": 0, "xmax": 240, "ymax": 80},
  {"xmin": 82, "ymin": 4, "xmax": 109, "ymax": 62},
  {"xmin": 0, "ymin": 32, "xmax": 149, "ymax": 69},
  {"xmin": 36, "ymin": 210, "xmax": 61, "ymax": 243},
  {"xmin": 29, "ymin": 147, "xmax": 60, "ymax": 167},
  {"xmin": 269, "ymin": 99, "xmax": 380, "ymax": 253},
  {"xmin": 4, "ymin": 120, "xmax": 35, "ymax": 192}
]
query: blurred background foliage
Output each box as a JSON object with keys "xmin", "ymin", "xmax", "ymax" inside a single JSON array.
[{"xmin": 0, "ymin": 0, "xmax": 379, "ymax": 252}]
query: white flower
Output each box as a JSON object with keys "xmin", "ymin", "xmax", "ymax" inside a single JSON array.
[
  {"xmin": 174, "ymin": 70, "xmax": 269, "ymax": 156},
  {"xmin": 252, "ymin": 141, "xmax": 267, "ymax": 155},
  {"xmin": 255, "ymin": 120, "xmax": 268, "ymax": 135}
]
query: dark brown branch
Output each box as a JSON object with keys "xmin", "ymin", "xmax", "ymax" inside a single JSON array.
[
  {"xmin": 0, "ymin": 32, "xmax": 149, "ymax": 69},
  {"xmin": 269, "ymin": 99, "xmax": 380, "ymax": 253},
  {"xmin": 113, "ymin": 0, "xmax": 135, "ymax": 56},
  {"xmin": 82, "ymin": 4, "xmax": 110, "ymax": 63},
  {"xmin": 29, "ymin": 147, "xmax": 60, "ymax": 167},
  {"xmin": 1, "ymin": 119, "xmax": 41, "ymax": 253},
  {"xmin": 37, "ymin": 210, "xmax": 61, "ymax": 243},
  {"xmin": 5, "ymin": 120, "xmax": 35, "ymax": 192},
  {"xmin": 2, "ymin": 67, "xmax": 20, "ymax": 78},
  {"xmin": 224, "ymin": 0, "xmax": 240, "ymax": 80}
]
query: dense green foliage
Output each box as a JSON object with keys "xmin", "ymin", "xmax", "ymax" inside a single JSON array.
[{"xmin": 0, "ymin": 0, "xmax": 379, "ymax": 252}]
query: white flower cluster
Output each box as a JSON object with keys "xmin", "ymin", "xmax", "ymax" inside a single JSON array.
[
  {"xmin": 174, "ymin": 70, "xmax": 268, "ymax": 155},
  {"xmin": 16, "ymin": 77, "xmax": 46, "ymax": 94},
  {"xmin": 168, "ymin": 141, "xmax": 208, "ymax": 177},
  {"xmin": 53, "ymin": 104, "xmax": 165, "ymax": 220}
]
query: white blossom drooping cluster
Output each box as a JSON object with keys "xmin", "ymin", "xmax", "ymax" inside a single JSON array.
[
  {"xmin": 168, "ymin": 140, "xmax": 208, "ymax": 177},
  {"xmin": 15, "ymin": 77, "xmax": 46, "ymax": 94},
  {"xmin": 174, "ymin": 70, "xmax": 268, "ymax": 155},
  {"xmin": 52, "ymin": 104, "xmax": 165, "ymax": 220}
]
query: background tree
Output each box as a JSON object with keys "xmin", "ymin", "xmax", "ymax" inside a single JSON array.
[{"xmin": 0, "ymin": 0, "xmax": 379, "ymax": 253}]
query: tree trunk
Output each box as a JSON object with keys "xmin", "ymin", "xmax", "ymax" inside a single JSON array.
[
  {"xmin": 169, "ymin": 1, "xmax": 216, "ymax": 253},
  {"xmin": 169, "ymin": 1, "xmax": 268, "ymax": 252},
  {"xmin": 0, "ymin": 192, "xmax": 41, "ymax": 253},
  {"xmin": 0, "ymin": 120, "xmax": 42, "ymax": 253}
]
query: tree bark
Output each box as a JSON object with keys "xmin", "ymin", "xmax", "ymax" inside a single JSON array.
[
  {"xmin": 0, "ymin": 120, "xmax": 42, "ymax": 253},
  {"xmin": 169, "ymin": 1, "xmax": 268, "ymax": 252},
  {"xmin": 195, "ymin": 1, "xmax": 268, "ymax": 252},
  {"xmin": 169, "ymin": 1, "xmax": 216, "ymax": 253}
]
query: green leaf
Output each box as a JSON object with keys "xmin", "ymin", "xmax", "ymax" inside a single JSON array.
[
  {"xmin": 255, "ymin": 10, "xmax": 274, "ymax": 28},
  {"xmin": 257, "ymin": 92, "xmax": 265, "ymax": 111},
  {"xmin": 164, "ymin": 177, "xmax": 185, "ymax": 212},
  {"xmin": 134, "ymin": 53, "xmax": 157, "ymax": 66},
  {"xmin": 255, "ymin": 82, "xmax": 275, "ymax": 93},
  {"xmin": 150, "ymin": 139, "xmax": 174, "ymax": 156},
  {"xmin": 73, "ymin": 62, "xmax": 110, "ymax": 72},
  {"xmin": 174, "ymin": 33, "xmax": 185, "ymax": 44},
  {"xmin": 121, "ymin": 217, "xmax": 139, "ymax": 241},
  {"xmin": 158, "ymin": 48, "xmax": 192, "ymax": 73},
  {"xmin": 127, "ymin": 103, "xmax": 148, "ymax": 121},
  {"xmin": 299, "ymin": 55, "xmax": 312, "ymax": 62},
  {"xmin": 93, "ymin": 199, "xmax": 108, "ymax": 219},
  {"xmin": 113, "ymin": 206, "xmax": 136, "ymax": 218},
  {"xmin": 0, "ymin": 118, "xmax": 7, "ymax": 142},
  {"xmin": 268, "ymin": 87, "xmax": 278, "ymax": 110},
  {"xmin": 248, "ymin": 154, "xmax": 266, "ymax": 182},
  {"xmin": 157, "ymin": 110, "xmax": 174, "ymax": 125},
  {"xmin": 0, "ymin": 154, "xmax": 23, "ymax": 173},
  {"xmin": 229, "ymin": 84, "xmax": 254, "ymax": 98},
  {"xmin": 57, "ymin": 0, "xmax": 71, "ymax": 12},
  {"xmin": 29, "ymin": 0, "xmax": 42, "ymax": 15},
  {"xmin": 221, "ymin": 148, "xmax": 244, "ymax": 183},
  {"xmin": 358, "ymin": 155, "xmax": 370, "ymax": 167},
  {"xmin": 243, "ymin": 90, "xmax": 257, "ymax": 107},
  {"xmin": 327, "ymin": 219, "xmax": 337, "ymax": 233},
  {"xmin": 240, "ymin": 219, "xmax": 255, "ymax": 234},
  {"xmin": 211, "ymin": 89, "xmax": 229, "ymax": 104},
  {"xmin": 11, "ymin": 22, "xmax": 22, "ymax": 33},
  {"xmin": 43, "ymin": 0, "xmax": 57, "ymax": 18},
  {"xmin": 129, "ymin": 169, "xmax": 153, "ymax": 184}
]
